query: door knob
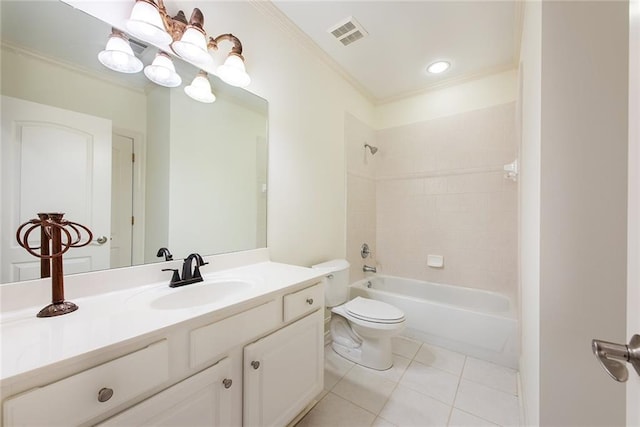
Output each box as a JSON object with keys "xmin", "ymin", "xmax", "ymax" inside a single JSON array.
[
  {"xmin": 96, "ymin": 236, "xmax": 108, "ymax": 244},
  {"xmin": 592, "ymin": 334, "xmax": 640, "ymax": 382}
]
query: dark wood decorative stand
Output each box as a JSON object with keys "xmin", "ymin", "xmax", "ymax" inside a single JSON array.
[{"xmin": 16, "ymin": 213, "xmax": 93, "ymax": 318}]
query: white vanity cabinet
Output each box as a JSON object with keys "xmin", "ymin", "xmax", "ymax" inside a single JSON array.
[
  {"xmin": 97, "ymin": 358, "xmax": 234, "ymax": 427},
  {"xmin": 243, "ymin": 309, "xmax": 324, "ymax": 427},
  {"xmin": 1, "ymin": 271, "xmax": 325, "ymax": 427},
  {"xmin": 2, "ymin": 340, "xmax": 170, "ymax": 427}
]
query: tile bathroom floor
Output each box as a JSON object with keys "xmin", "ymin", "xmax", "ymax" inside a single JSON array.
[{"xmin": 296, "ymin": 336, "xmax": 520, "ymax": 427}]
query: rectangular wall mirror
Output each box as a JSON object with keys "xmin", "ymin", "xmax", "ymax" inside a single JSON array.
[{"xmin": 0, "ymin": 1, "xmax": 268, "ymax": 283}]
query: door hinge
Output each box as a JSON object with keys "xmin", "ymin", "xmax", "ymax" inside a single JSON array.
[
  {"xmin": 132, "ymin": 153, "xmax": 135, "ymax": 163},
  {"xmin": 131, "ymin": 216, "xmax": 135, "ymax": 226}
]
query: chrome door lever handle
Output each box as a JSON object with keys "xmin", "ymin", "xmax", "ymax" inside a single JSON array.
[{"xmin": 592, "ymin": 334, "xmax": 640, "ymax": 382}]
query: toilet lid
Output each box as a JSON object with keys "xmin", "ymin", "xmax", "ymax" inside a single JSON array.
[{"xmin": 345, "ymin": 297, "xmax": 405, "ymax": 324}]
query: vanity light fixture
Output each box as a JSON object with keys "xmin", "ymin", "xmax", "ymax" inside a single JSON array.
[
  {"xmin": 184, "ymin": 71, "xmax": 216, "ymax": 103},
  {"xmin": 144, "ymin": 51, "xmax": 182, "ymax": 87},
  {"xmin": 98, "ymin": 29, "xmax": 144, "ymax": 74},
  {"xmin": 125, "ymin": 0, "xmax": 251, "ymax": 87},
  {"xmin": 427, "ymin": 61, "xmax": 450, "ymax": 74}
]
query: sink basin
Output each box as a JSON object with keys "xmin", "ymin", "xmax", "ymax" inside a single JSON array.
[{"xmin": 149, "ymin": 279, "xmax": 254, "ymax": 310}]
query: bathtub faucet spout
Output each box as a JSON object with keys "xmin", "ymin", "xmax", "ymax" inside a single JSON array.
[{"xmin": 363, "ymin": 264, "xmax": 377, "ymax": 273}]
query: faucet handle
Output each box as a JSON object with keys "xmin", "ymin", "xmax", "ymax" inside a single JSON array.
[{"xmin": 162, "ymin": 268, "xmax": 181, "ymax": 285}]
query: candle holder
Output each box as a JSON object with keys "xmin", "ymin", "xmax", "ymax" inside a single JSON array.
[{"xmin": 16, "ymin": 213, "xmax": 93, "ymax": 318}]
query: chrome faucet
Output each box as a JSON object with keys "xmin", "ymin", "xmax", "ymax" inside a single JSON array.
[
  {"xmin": 363, "ymin": 264, "xmax": 377, "ymax": 273},
  {"xmin": 162, "ymin": 253, "xmax": 209, "ymax": 287}
]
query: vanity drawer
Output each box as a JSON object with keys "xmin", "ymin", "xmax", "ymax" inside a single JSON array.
[
  {"xmin": 190, "ymin": 300, "xmax": 279, "ymax": 368},
  {"xmin": 283, "ymin": 282, "xmax": 323, "ymax": 322},
  {"xmin": 3, "ymin": 340, "xmax": 169, "ymax": 427}
]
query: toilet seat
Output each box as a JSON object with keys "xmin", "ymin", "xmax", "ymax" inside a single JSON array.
[{"xmin": 344, "ymin": 297, "xmax": 405, "ymax": 324}]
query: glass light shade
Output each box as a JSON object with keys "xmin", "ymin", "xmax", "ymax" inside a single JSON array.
[
  {"xmin": 184, "ymin": 72, "xmax": 216, "ymax": 103},
  {"xmin": 98, "ymin": 34, "xmax": 143, "ymax": 74},
  {"xmin": 427, "ymin": 61, "xmax": 450, "ymax": 74},
  {"xmin": 171, "ymin": 26, "xmax": 212, "ymax": 65},
  {"xmin": 126, "ymin": 0, "xmax": 172, "ymax": 45},
  {"xmin": 144, "ymin": 52, "xmax": 182, "ymax": 87},
  {"xmin": 216, "ymin": 54, "xmax": 251, "ymax": 88}
]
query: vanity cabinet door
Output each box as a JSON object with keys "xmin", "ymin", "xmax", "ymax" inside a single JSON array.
[
  {"xmin": 98, "ymin": 358, "xmax": 234, "ymax": 427},
  {"xmin": 243, "ymin": 309, "xmax": 324, "ymax": 427}
]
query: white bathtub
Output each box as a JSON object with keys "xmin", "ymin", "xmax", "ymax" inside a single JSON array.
[{"xmin": 350, "ymin": 275, "xmax": 518, "ymax": 368}]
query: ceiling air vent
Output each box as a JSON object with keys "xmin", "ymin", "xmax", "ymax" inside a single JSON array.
[{"xmin": 328, "ymin": 16, "xmax": 368, "ymax": 47}]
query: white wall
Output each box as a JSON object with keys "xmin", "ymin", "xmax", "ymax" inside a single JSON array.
[
  {"xmin": 518, "ymin": 1, "xmax": 541, "ymax": 424},
  {"xmin": 236, "ymin": 3, "xmax": 376, "ymax": 266},
  {"xmin": 144, "ymin": 87, "xmax": 170, "ymax": 262},
  {"xmin": 376, "ymin": 69, "xmax": 517, "ymax": 129},
  {"xmin": 519, "ymin": 2, "xmax": 629, "ymax": 425},
  {"xmin": 0, "ymin": 45, "xmax": 147, "ymax": 134},
  {"xmin": 167, "ymin": 89, "xmax": 266, "ymax": 257}
]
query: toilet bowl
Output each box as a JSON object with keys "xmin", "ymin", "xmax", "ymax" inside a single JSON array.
[
  {"xmin": 312, "ymin": 259, "xmax": 406, "ymax": 371},
  {"xmin": 330, "ymin": 297, "xmax": 405, "ymax": 370}
]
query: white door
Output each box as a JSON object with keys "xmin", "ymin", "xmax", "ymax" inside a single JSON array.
[
  {"xmin": 628, "ymin": 0, "xmax": 640, "ymax": 423},
  {"xmin": 1, "ymin": 96, "xmax": 112, "ymax": 282},
  {"xmin": 110, "ymin": 133, "xmax": 134, "ymax": 268}
]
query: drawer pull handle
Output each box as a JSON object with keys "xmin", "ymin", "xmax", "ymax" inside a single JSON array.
[
  {"xmin": 97, "ymin": 387, "xmax": 114, "ymax": 403},
  {"xmin": 306, "ymin": 298, "xmax": 314, "ymax": 305},
  {"xmin": 222, "ymin": 378, "xmax": 233, "ymax": 389},
  {"xmin": 251, "ymin": 360, "xmax": 260, "ymax": 370}
]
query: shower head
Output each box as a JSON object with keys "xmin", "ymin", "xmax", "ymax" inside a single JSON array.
[{"xmin": 364, "ymin": 143, "xmax": 378, "ymax": 155}]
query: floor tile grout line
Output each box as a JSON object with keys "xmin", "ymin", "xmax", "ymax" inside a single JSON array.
[
  {"xmin": 324, "ymin": 339, "xmax": 521, "ymax": 427},
  {"xmin": 447, "ymin": 355, "xmax": 467, "ymax": 426},
  {"xmin": 460, "ymin": 376, "xmax": 519, "ymax": 396},
  {"xmin": 453, "ymin": 407, "xmax": 505, "ymax": 427},
  {"xmin": 324, "ymin": 391, "xmax": 381, "ymax": 422},
  {"xmin": 370, "ymin": 350, "xmax": 416, "ymax": 426}
]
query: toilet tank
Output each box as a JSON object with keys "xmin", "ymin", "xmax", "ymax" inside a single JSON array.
[{"xmin": 311, "ymin": 259, "xmax": 350, "ymax": 307}]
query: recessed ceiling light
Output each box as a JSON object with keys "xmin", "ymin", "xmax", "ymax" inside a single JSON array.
[{"xmin": 427, "ymin": 61, "xmax": 450, "ymax": 74}]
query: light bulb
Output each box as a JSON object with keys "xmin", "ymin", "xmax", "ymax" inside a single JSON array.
[
  {"xmin": 216, "ymin": 54, "xmax": 251, "ymax": 88},
  {"xmin": 184, "ymin": 71, "xmax": 216, "ymax": 103},
  {"xmin": 98, "ymin": 30, "xmax": 143, "ymax": 74}
]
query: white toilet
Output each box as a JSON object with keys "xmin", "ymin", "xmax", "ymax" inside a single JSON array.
[{"xmin": 312, "ymin": 259, "xmax": 406, "ymax": 370}]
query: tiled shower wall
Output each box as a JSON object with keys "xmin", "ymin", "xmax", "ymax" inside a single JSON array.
[
  {"xmin": 345, "ymin": 114, "xmax": 377, "ymax": 284},
  {"xmin": 346, "ymin": 102, "xmax": 518, "ymax": 296},
  {"xmin": 375, "ymin": 103, "xmax": 517, "ymax": 295}
]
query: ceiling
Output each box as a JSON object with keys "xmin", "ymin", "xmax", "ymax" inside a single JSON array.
[
  {"xmin": 2, "ymin": 1, "xmax": 521, "ymax": 105},
  {"xmin": 271, "ymin": 1, "xmax": 522, "ymax": 104}
]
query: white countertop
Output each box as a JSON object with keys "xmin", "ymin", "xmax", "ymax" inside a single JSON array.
[{"xmin": 0, "ymin": 261, "xmax": 325, "ymax": 382}]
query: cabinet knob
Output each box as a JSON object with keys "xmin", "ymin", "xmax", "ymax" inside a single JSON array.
[
  {"xmin": 251, "ymin": 360, "xmax": 260, "ymax": 370},
  {"xmin": 222, "ymin": 378, "xmax": 233, "ymax": 389},
  {"xmin": 306, "ymin": 298, "xmax": 314, "ymax": 305},
  {"xmin": 97, "ymin": 387, "xmax": 114, "ymax": 403}
]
